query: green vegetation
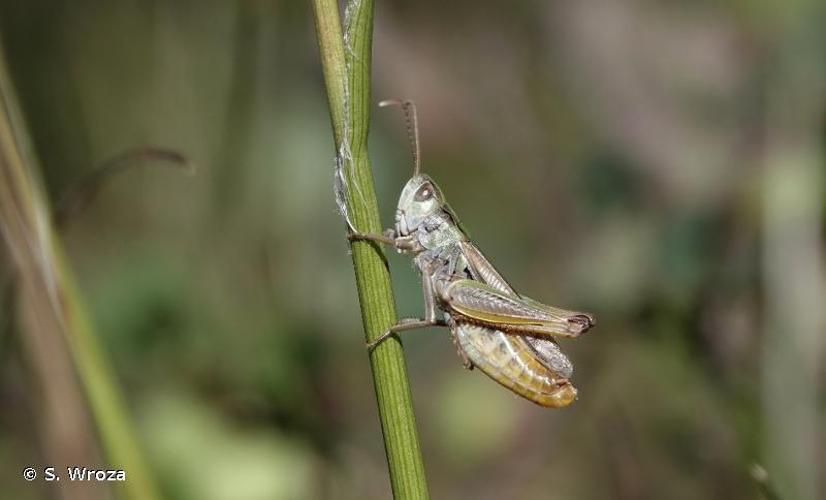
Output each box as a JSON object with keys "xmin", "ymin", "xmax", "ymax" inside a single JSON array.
[
  {"xmin": 0, "ymin": 47, "xmax": 158, "ymax": 500},
  {"xmin": 312, "ymin": 0, "xmax": 429, "ymax": 497}
]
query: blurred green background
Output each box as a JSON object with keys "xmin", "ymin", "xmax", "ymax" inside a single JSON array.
[{"xmin": 0, "ymin": 0, "xmax": 824, "ymax": 499}]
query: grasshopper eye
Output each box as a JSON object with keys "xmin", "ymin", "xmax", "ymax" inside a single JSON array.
[{"xmin": 414, "ymin": 184, "xmax": 434, "ymax": 202}]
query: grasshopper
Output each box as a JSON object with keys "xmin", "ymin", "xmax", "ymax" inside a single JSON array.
[{"xmin": 346, "ymin": 100, "xmax": 595, "ymax": 408}]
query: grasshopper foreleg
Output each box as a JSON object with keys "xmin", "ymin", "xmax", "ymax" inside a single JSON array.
[
  {"xmin": 347, "ymin": 230, "xmax": 418, "ymax": 252},
  {"xmin": 347, "ymin": 230, "xmax": 396, "ymax": 247}
]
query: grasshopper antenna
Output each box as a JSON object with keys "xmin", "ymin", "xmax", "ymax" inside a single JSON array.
[{"xmin": 379, "ymin": 99, "xmax": 421, "ymax": 176}]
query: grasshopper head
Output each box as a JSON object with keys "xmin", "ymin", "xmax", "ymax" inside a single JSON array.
[{"xmin": 395, "ymin": 174, "xmax": 447, "ymax": 236}]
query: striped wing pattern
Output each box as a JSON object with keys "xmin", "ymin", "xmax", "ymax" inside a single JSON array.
[
  {"xmin": 444, "ymin": 279, "xmax": 590, "ymax": 337},
  {"xmin": 449, "ymin": 241, "xmax": 585, "ymax": 407}
]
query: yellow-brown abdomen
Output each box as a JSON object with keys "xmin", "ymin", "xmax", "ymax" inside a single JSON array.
[{"xmin": 452, "ymin": 323, "xmax": 577, "ymax": 408}]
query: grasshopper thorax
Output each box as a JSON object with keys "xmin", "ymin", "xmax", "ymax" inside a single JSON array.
[{"xmin": 395, "ymin": 174, "xmax": 447, "ymax": 237}]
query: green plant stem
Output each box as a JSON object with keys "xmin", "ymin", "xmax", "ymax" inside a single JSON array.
[
  {"xmin": 0, "ymin": 46, "xmax": 159, "ymax": 500},
  {"xmin": 311, "ymin": 0, "xmax": 430, "ymax": 498}
]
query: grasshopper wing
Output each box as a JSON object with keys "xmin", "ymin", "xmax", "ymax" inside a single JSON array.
[
  {"xmin": 442, "ymin": 278, "xmax": 594, "ymax": 337},
  {"xmin": 451, "ymin": 321, "xmax": 576, "ymax": 408},
  {"xmin": 458, "ymin": 241, "xmax": 586, "ymax": 374},
  {"xmin": 459, "ymin": 241, "xmax": 516, "ymax": 295}
]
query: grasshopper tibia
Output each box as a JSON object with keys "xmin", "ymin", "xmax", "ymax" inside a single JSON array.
[{"xmin": 366, "ymin": 317, "xmax": 447, "ymax": 350}]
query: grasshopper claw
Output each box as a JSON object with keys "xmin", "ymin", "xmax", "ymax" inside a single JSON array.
[{"xmin": 366, "ymin": 331, "xmax": 394, "ymax": 351}]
